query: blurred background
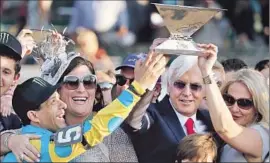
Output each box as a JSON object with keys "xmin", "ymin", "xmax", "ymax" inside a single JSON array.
[{"xmin": 0, "ymin": 0, "xmax": 269, "ymax": 82}]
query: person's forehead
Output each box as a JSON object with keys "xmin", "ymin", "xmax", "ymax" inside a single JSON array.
[
  {"xmin": 48, "ymin": 92, "xmax": 59, "ymax": 100},
  {"xmin": 227, "ymin": 82, "xmax": 252, "ymax": 98},
  {"xmin": 120, "ymin": 67, "xmax": 134, "ymax": 72},
  {"xmin": 174, "ymin": 65, "xmax": 202, "ymax": 82},
  {"xmin": 120, "ymin": 67, "xmax": 134, "ymax": 76},
  {"xmin": 0, "ymin": 56, "xmax": 16, "ymax": 70},
  {"xmin": 0, "ymin": 55, "xmax": 16, "ymax": 62},
  {"xmin": 68, "ymin": 65, "xmax": 92, "ymax": 76},
  {"xmin": 40, "ymin": 92, "xmax": 59, "ymax": 107}
]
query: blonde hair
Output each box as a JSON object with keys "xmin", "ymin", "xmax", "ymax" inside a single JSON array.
[
  {"xmin": 176, "ymin": 133, "xmax": 217, "ymax": 162},
  {"xmin": 220, "ymin": 69, "xmax": 269, "ymax": 129}
]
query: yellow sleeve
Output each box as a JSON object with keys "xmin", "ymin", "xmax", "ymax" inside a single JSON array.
[
  {"xmin": 30, "ymin": 138, "xmax": 87, "ymax": 162},
  {"xmin": 83, "ymin": 81, "xmax": 145, "ymax": 146},
  {"xmin": 49, "ymin": 142, "xmax": 86, "ymax": 162}
]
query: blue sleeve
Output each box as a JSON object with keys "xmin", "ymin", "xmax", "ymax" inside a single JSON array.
[{"xmin": 2, "ymin": 152, "xmax": 17, "ymax": 162}]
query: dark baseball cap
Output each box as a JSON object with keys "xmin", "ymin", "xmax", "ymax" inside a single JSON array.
[
  {"xmin": 12, "ymin": 77, "xmax": 61, "ymax": 125},
  {"xmin": 0, "ymin": 32, "xmax": 22, "ymax": 60},
  {"xmin": 115, "ymin": 53, "xmax": 147, "ymax": 70}
]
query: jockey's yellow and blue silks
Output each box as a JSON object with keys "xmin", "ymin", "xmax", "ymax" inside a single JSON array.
[{"xmin": 3, "ymin": 81, "xmax": 145, "ymax": 162}]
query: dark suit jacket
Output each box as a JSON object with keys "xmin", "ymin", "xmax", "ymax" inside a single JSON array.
[
  {"xmin": 0, "ymin": 113, "xmax": 22, "ymax": 132},
  {"xmin": 126, "ymin": 95, "xmax": 222, "ymax": 163}
]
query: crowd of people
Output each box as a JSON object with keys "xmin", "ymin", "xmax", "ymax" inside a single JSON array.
[
  {"xmin": 2, "ymin": 0, "xmax": 269, "ymax": 47},
  {"xmin": 0, "ymin": 2, "xmax": 270, "ymax": 162},
  {"xmin": 0, "ymin": 24, "xmax": 269, "ymax": 163}
]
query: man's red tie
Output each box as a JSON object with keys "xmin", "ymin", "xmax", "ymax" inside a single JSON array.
[{"xmin": 185, "ymin": 118, "xmax": 195, "ymax": 135}]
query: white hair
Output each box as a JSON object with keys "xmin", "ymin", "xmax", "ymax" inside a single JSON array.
[{"xmin": 158, "ymin": 55, "xmax": 198, "ymax": 101}]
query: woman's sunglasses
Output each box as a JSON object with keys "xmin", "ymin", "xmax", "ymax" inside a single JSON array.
[
  {"xmin": 63, "ymin": 74, "xmax": 97, "ymax": 90},
  {"xmin": 222, "ymin": 93, "xmax": 254, "ymax": 110},
  {"xmin": 116, "ymin": 74, "xmax": 134, "ymax": 86},
  {"xmin": 173, "ymin": 81, "xmax": 202, "ymax": 92}
]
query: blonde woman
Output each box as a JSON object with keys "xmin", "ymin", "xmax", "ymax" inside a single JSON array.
[{"xmin": 198, "ymin": 44, "xmax": 269, "ymax": 162}]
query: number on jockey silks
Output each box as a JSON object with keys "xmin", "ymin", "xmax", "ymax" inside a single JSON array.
[{"xmin": 54, "ymin": 124, "xmax": 83, "ymax": 146}]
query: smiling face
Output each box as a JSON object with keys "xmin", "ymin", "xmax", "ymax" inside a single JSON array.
[
  {"xmin": 168, "ymin": 65, "xmax": 204, "ymax": 117},
  {"xmin": 58, "ymin": 65, "xmax": 96, "ymax": 121},
  {"xmin": 33, "ymin": 92, "xmax": 67, "ymax": 132},
  {"xmin": 0, "ymin": 56, "xmax": 19, "ymax": 96},
  {"xmin": 226, "ymin": 82, "xmax": 257, "ymax": 126}
]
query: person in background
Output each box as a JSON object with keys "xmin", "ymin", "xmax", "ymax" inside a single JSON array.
[
  {"xmin": 0, "ymin": 32, "xmax": 23, "ymax": 133},
  {"xmin": 175, "ymin": 133, "xmax": 217, "ymax": 163},
  {"xmin": 112, "ymin": 53, "xmax": 147, "ymax": 100},
  {"xmin": 198, "ymin": 43, "xmax": 269, "ymax": 162},
  {"xmin": 0, "ymin": 29, "xmax": 35, "ymax": 117},
  {"xmin": 151, "ymin": 77, "xmax": 162, "ymax": 103},
  {"xmin": 75, "ymin": 27, "xmax": 115, "ymax": 72},
  {"xmin": 0, "ymin": 29, "xmax": 35, "ymax": 160},
  {"xmin": 67, "ymin": 1, "xmax": 135, "ymax": 48},
  {"xmin": 221, "ymin": 58, "xmax": 248, "ymax": 79},
  {"xmin": 221, "ymin": 58, "xmax": 248, "ymax": 73},
  {"xmin": 200, "ymin": 60, "xmax": 225, "ymax": 110},
  {"xmin": 255, "ymin": 59, "xmax": 269, "ymax": 72},
  {"xmin": 27, "ymin": 0, "xmax": 52, "ymax": 29},
  {"xmin": 254, "ymin": 59, "xmax": 269, "ymax": 80},
  {"xmin": 112, "ymin": 52, "xmax": 157, "ymax": 128},
  {"xmin": 216, "ymin": 0, "xmax": 256, "ymax": 48},
  {"xmin": 96, "ymin": 70, "xmax": 116, "ymax": 106}
]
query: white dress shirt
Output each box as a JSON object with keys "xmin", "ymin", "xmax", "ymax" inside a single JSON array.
[{"xmin": 169, "ymin": 99, "xmax": 207, "ymax": 135}]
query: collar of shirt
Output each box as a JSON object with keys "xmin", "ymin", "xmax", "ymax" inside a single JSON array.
[
  {"xmin": 169, "ymin": 99, "xmax": 196, "ymax": 126},
  {"xmin": 22, "ymin": 125, "xmax": 53, "ymax": 136},
  {"xmin": 169, "ymin": 99, "xmax": 206, "ymax": 135}
]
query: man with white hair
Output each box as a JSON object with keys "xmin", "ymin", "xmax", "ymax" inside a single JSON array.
[{"xmin": 126, "ymin": 53, "xmax": 222, "ymax": 163}]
